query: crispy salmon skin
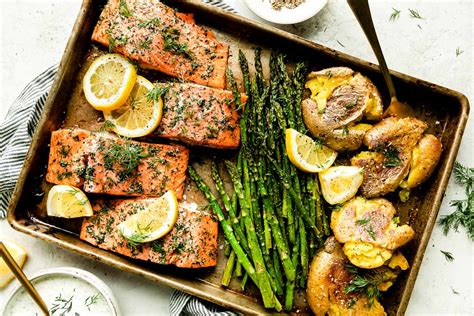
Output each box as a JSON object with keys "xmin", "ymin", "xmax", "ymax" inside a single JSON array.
[
  {"xmin": 80, "ymin": 199, "xmax": 218, "ymax": 268},
  {"xmin": 46, "ymin": 129, "xmax": 91, "ymax": 187},
  {"xmin": 84, "ymin": 135, "xmax": 189, "ymax": 198},
  {"xmin": 92, "ymin": 0, "xmax": 229, "ymax": 88},
  {"xmin": 153, "ymin": 83, "xmax": 245, "ymax": 149}
]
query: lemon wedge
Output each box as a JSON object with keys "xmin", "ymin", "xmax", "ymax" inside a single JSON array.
[
  {"xmin": 103, "ymin": 76, "xmax": 163, "ymax": 138},
  {"xmin": 0, "ymin": 240, "xmax": 27, "ymax": 288},
  {"xmin": 47, "ymin": 185, "xmax": 93, "ymax": 218},
  {"xmin": 319, "ymin": 166, "xmax": 363, "ymax": 205},
  {"xmin": 118, "ymin": 191, "xmax": 179, "ymax": 243},
  {"xmin": 83, "ymin": 54, "xmax": 137, "ymax": 111},
  {"xmin": 285, "ymin": 128, "xmax": 337, "ymax": 173}
]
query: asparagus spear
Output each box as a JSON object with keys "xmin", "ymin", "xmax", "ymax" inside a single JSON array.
[
  {"xmin": 211, "ymin": 161, "xmax": 250, "ymax": 254},
  {"xmin": 221, "ymin": 250, "xmax": 236, "ymax": 287},
  {"xmin": 188, "ymin": 166, "xmax": 279, "ymax": 310}
]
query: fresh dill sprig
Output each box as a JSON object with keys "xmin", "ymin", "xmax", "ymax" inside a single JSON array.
[
  {"xmin": 383, "ymin": 146, "xmax": 402, "ymax": 167},
  {"xmin": 453, "ymin": 161, "xmax": 474, "ymax": 191},
  {"xmin": 390, "ymin": 8, "xmax": 401, "ymax": 21},
  {"xmin": 147, "ymin": 84, "xmax": 169, "ymax": 102},
  {"xmin": 103, "ymin": 141, "xmax": 150, "ymax": 178},
  {"xmin": 440, "ymin": 250, "xmax": 454, "ymax": 262},
  {"xmin": 99, "ymin": 120, "xmax": 116, "ymax": 132},
  {"xmin": 456, "ymin": 47, "xmax": 464, "ymax": 57},
  {"xmin": 345, "ymin": 100, "xmax": 357, "ymax": 109},
  {"xmin": 119, "ymin": 0, "xmax": 131, "ymax": 17},
  {"xmin": 408, "ymin": 8, "xmax": 424, "ymax": 19},
  {"xmin": 438, "ymin": 162, "xmax": 474, "ymax": 240},
  {"xmin": 365, "ymin": 224, "xmax": 377, "ymax": 241},
  {"xmin": 84, "ymin": 293, "xmax": 100, "ymax": 311},
  {"xmin": 49, "ymin": 294, "xmax": 74, "ymax": 315},
  {"xmin": 343, "ymin": 264, "xmax": 390, "ymax": 307},
  {"xmin": 356, "ymin": 218, "xmax": 371, "ymax": 225}
]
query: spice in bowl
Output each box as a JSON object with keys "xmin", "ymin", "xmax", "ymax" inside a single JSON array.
[{"xmin": 271, "ymin": 0, "xmax": 305, "ymax": 10}]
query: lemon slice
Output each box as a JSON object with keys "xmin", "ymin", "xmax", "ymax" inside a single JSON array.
[
  {"xmin": 83, "ymin": 54, "xmax": 137, "ymax": 111},
  {"xmin": 103, "ymin": 76, "xmax": 163, "ymax": 138},
  {"xmin": 285, "ymin": 128, "xmax": 337, "ymax": 173},
  {"xmin": 0, "ymin": 240, "xmax": 27, "ymax": 288},
  {"xmin": 319, "ymin": 166, "xmax": 364, "ymax": 205},
  {"xmin": 118, "ymin": 191, "xmax": 179, "ymax": 243},
  {"xmin": 47, "ymin": 185, "xmax": 93, "ymax": 218}
]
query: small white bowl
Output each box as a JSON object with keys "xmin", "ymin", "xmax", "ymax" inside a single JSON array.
[
  {"xmin": 244, "ymin": 0, "xmax": 328, "ymax": 24},
  {"xmin": 2, "ymin": 267, "xmax": 121, "ymax": 316}
]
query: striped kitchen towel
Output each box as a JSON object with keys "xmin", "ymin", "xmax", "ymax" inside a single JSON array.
[
  {"xmin": 0, "ymin": 0, "xmax": 239, "ymax": 315},
  {"xmin": 0, "ymin": 64, "xmax": 58, "ymax": 218}
]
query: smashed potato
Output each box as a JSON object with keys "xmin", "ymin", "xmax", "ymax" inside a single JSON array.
[
  {"xmin": 343, "ymin": 241, "xmax": 393, "ymax": 269},
  {"xmin": 406, "ymin": 134, "xmax": 443, "ymax": 189},
  {"xmin": 331, "ymin": 197, "xmax": 415, "ymax": 268},
  {"xmin": 307, "ymin": 237, "xmax": 386, "ymax": 316},
  {"xmin": 351, "ymin": 116, "xmax": 440, "ymax": 197},
  {"xmin": 302, "ymin": 67, "xmax": 383, "ymax": 152}
]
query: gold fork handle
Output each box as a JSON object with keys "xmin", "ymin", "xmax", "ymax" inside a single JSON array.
[
  {"xmin": 347, "ymin": 0, "xmax": 398, "ymax": 100},
  {"xmin": 0, "ymin": 241, "xmax": 49, "ymax": 315}
]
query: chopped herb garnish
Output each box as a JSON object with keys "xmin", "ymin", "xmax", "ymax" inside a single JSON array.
[
  {"xmin": 342, "ymin": 125, "xmax": 349, "ymax": 136},
  {"xmin": 140, "ymin": 38, "xmax": 152, "ymax": 49},
  {"xmin": 365, "ymin": 224, "xmax": 376, "ymax": 240},
  {"xmin": 336, "ymin": 40, "xmax": 345, "ymax": 47},
  {"xmin": 102, "ymin": 141, "xmax": 150, "ymax": 178},
  {"xmin": 440, "ymin": 250, "xmax": 454, "ymax": 262},
  {"xmin": 119, "ymin": 0, "xmax": 131, "ymax": 17},
  {"xmin": 343, "ymin": 264, "xmax": 390, "ymax": 307},
  {"xmin": 456, "ymin": 47, "xmax": 464, "ymax": 57},
  {"xmin": 356, "ymin": 218, "xmax": 371, "ymax": 225},
  {"xmin": 345, "ymin": 100, "xmax": 357, "ymax": 109},
  {"xmin": 49, "ymin": 294, "xmax": 74, "ymax": 315},
  {"xmin": 383, "ymin": 146, "xmax": 402, "ymax": 167},
  {"xmin": 408, "ymin": 8, "xmax": 424, "ymax": 19},
  {"xmin": 84, "ymin": 293, "xmax": 100, "ymax": 311},
  {"xmin": 147, "ymin": 85, "xmax": 169, "ymax": 102},
  {"xmin": 390, "ymin": 8, "xmax": 401, "ymax": 21},
  {"xmin": 438, "ymin": 162, "xmax": 474, "ymax": 240},
  {"xmin": 161, "ymin": 27, "xmax": 193, "ymax": 59},
  {"xmin": 99, "ymin": 120, "xmax": 116, "ymax": 132},
  {"xmin": 138, "ymin": 17, "xmax": 160, "ymax": 28}
]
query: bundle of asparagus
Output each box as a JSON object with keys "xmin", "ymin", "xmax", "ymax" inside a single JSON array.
[{"xmin": 188, "ymin": 49, "xmax": 331, "ymax": 311}]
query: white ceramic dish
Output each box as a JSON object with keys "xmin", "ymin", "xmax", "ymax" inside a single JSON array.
[
  {"xmin": 1, "ymin": 267, "xmax": 121, "ymax": 315},
  {"xmin": 244, "ymin": 0, "xmax": 327, "ymax": 24}
]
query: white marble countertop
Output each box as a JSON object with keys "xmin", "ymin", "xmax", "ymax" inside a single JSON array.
[{"xmin": 0, "ymin": 0, "xmax": 472, "ymax": 315}]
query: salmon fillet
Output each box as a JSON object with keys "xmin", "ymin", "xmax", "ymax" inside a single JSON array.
[
  {"xmin": 46, "ymin": 129, "xmax": 91, "ymax": 187},
  {"xmin": 92, "ymin": 0, "xmax": 229, "ymax": 89},
  {"xmin": 153, "ymin": 83, "xmax": 245, "ymax": 149},
  {"xmin": 80, "ymin": 199, "xmax": 218, "ymax": 268},
  {"xmin": 83, "ymin": 136, "xmax": 189, "ymax": 199}
]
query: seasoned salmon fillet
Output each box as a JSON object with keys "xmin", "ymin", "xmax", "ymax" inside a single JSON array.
[
  {"xmin": 92, "ymin": 0, "xmax": 229, "ymax": 89},
  {"xmin": 83, "ymin": 136, "xmax": 189, "ymax": 199},
  {"xmin": 153, "ymin": 83, "xmax": 245, "ymax": 149},
  {"xmin": 80, "ymin": 199, "xmax": 218, "ymax": 268},
  {"xmin": 46, "ymin": 129, "xmax": 91, "ymax": 187}
]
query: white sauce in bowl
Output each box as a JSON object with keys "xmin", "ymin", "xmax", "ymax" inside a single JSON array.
[{"xmin": 3, "ymin": 268, "xmax": 119, "ymax": 316}]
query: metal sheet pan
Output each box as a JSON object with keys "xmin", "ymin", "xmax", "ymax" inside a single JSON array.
[{"xmin": 7, "ymin": 0, "xmax": 469, "ymax": 314}]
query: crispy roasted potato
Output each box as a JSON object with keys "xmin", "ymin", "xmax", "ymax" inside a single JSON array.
[
  {"xmin": 352, "ymin": 117, "xmax": 427, "ymax": 197},
  {"xmin": 331, "ymin": 197, "xmax": 415, "ymax": 268},
  {"xmin": 363, "ymin": 117, "xmax": 427, "ymax": 150},
  {"xmin": 302, "ymin": 67, "xmax": 383, "ymax": 152},
  {"xmin": 324, "ymin": 123, "xmax": 373, "ymax": 152},
  {"xmin": 406, "ymin": 134, "xmax": 443, "ymax": 189},
  {"xmin": 307, "ymin": 237, "xmax": 386, "ymax": 316}
]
